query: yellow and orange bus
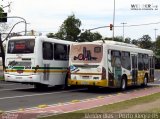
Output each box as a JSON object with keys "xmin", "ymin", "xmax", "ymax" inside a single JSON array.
[{"xmin": 68, "ymin": 40, "xmax": 154, "ymax": 90}]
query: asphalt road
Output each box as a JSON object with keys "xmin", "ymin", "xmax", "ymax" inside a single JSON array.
[{"xmin": 0, "ymin": 71, "xmax": 159, "ymax": 111}]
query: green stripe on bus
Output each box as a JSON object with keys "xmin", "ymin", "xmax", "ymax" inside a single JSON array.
[
  {"xmin": 32, "ymin": 67, "xmax": 68, "ymax": 69},
  {"xmin": 6, "ymin": 67, "xmax": 68, "ymax": 70}
]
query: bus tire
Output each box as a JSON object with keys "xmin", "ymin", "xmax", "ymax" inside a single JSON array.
[{"xmin": 121, "ymin": 78, "xmax": 126, "ymax": 91}]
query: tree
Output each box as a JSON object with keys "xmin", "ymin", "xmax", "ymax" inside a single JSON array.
[
  {"xmin": 49, "ymin": 14, "xmax": 81, "ymax": 41},
  {"xmin": 131, "ymin": 39, "xmax": 139, "ymax": 46},
  {"xmin": 0, "ymin": 6, "xmax": 9, "ymax": 36},
  {"xmin": 0, "ymin": 7, "xmax": 4, "ymax": 13},
  {"xmin": 138, "ymin": 35, "xmax": 153, "ymax": 49},
  {"xmin": 155, "ymin": 35, "xmax": 160, "ymax": 56},
  {"xmin": 124, "ymin": 37, "xmax": 131, "ymax": 43},
  {"xmin": 114, "ymin": 36, "xmax": 123, "ymax": 42},
  {"xmin": 79, "ymin": 31, "xmax": 102, "ymax": 42},
  {"xmin": 47, "ymin": 33, "xmax": 55, "ymax": 38},
  {"xmin": 103, "ymin": 36, "xmax": 124, "ymax": 42},
  {"xmin": 103, "ymin": 37, "xmax": 112, "ymax": 41}
]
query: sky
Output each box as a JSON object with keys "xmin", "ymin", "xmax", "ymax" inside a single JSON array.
[{"xmin": 1, "ymin": 0, "xmax": 160, "ymax": 41}]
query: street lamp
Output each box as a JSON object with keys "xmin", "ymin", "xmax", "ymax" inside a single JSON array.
[
  {"xmin": 0, "ymin": 16, "xmax": 28, "ymax": 35},
  {"xmin": 121, "ymin": 22, "xmax": 127, "ymax": 41},
  {"xmin": 2, "ymin": 21, "xmax": 26, "ymax": 42},
  {"xmin": 1, "ymin": 3, "xmax": 27, "ymax": 35},
  {"xmin": 7, "ymin": 16, "xmax": 27, "ymax": 35},
  {"xmin": 0, "ymin": 20, "xmax": 27, "ymax": 70}
]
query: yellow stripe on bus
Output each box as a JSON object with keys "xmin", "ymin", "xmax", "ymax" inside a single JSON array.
[
  {"xmin": 71, "ymin": 72, "xmax": 102, "ymax": 75},
  {"xmin": 5, "ymin": 69, "xmax": 67, "ymax": 73}
]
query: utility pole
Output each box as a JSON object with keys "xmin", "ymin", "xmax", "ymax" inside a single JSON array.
[
  {"xmin": 121, "ymin": 22, "xmax": 127, "ymax": 41},
  {"xmin": 154, "ymin": 28, "xmax": 158, "ymax": 41},
  {"xmin": 112, "ymin": 0, "xmax": 115, "ymax": 41}
]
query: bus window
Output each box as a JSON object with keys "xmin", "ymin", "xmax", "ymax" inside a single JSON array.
[
  {"xmin": 7, "ymin": 39, "xmax": 35, "ymax": 54},
  {"xmin": 111, "ymin": 51, "xmax": 121, "ymax": 68},
  {"xmin": 54, "ymin": 43, "xmax": 68, "ymax": 60},
  {"xmin": 122, "ymin": 51, "xmax": 131, "ymax": 70},
  {"xmin": 138, "ymin": 53, "xmax": 144, "ymax": 70},
  {"xmin": 43, "ymin": 42, "xmax": 53, "ymax": 60},
  {"xmin": 71, "ymin": 44, "xmax": 103, "ymax": 63},
  {"xmin": 143, "ymin": 54, "xmax": 149, "ymax": 70}
]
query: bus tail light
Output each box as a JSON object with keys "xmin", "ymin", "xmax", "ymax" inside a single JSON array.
[{"xmin": 102, "ymin": 67, "xmax": 106, "ymax": 79}]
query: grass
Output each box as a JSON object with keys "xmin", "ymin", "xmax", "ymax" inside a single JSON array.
[{"xmin": 40, "ymin": 92, "xmax": 160, "ymax": 119}]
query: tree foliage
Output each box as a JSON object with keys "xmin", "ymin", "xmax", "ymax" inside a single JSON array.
[
  {"xmin": 49, "ymin": 14, "xmax": 81, "ymax": 41},
  {"xmin": 46, "ymin": 14, "xmax": 159, "ymax": 57},
  {"xmin": 0, "ymin": 7, "xmax": 4, "ymax": 13},
  {"xmin": 124, "ymin": 37, "xmax": 131, "ymax": 43},
  {"xmin": 79, "ymin": 31, "xmax": 102, "ymax": 42},
  {"xmin": 131, "ymin": 39, "xmax": 139, "ymax": 46},
  {"xmin": 155, "ymin": 35, "xmax": 160, "ymax": 56},
  {"xmin": 138, "ymin": 35, "xmax": 153, "ymax": 49}
]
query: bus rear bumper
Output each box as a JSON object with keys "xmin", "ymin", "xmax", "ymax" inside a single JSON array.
[
  {"xmin": 68, "ymin": 79, "xmax": 108, "ymax": 87},
  {"xmin": 4, "ymin": 74, "xmax": 41, "ymax": 84}
]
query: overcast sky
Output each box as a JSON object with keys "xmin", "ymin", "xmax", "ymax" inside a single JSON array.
[{"xmin": 2, "ymin": 0, "xmax": 160, "ymax": 40}]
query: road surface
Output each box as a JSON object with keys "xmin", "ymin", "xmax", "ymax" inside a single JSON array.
[{"xmin": 0, "ymin": 70, "xmax": 159, "ymax": 112}]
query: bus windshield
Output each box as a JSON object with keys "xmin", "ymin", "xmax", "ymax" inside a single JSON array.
[
  {"xmin": 70, "ymin": 44, "xmax": 103, "ymax": 63},
  {"xmin": 7, "ymin": 39, "xmax": 35, "ymax": 54}
]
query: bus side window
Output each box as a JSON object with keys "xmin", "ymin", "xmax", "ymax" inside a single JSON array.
[
  {"xmin": 138, "ymin": 53, "xmax": 144, "ymax": 70},
  {"xmin": 143, "ymin": 54, "xmax": 149, "ymax": 70},
  {"xmin": 111, "ymin": 50, "xmax": 121, "ymax": 67},
  {"xmin": 43, "ymin": 42, "xmax": 53, "ymax": 60},
  {"xmin": 54, "ymin": 44, "xmax": 68, "ymax": 60},
  {"xmin": 121, "ymin": 51, "xmax": 131, "ymax": 70}
]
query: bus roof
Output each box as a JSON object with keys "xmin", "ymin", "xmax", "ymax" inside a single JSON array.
[
  {"xmin": 71, "ymin": 40, "xmax": 154, "ymax": 55},
  {"xmin": 93, "ymin": 40, "xmax": 138, "ymax": 48},
  {"xmin": 8, "ymin": 36, "xmax": 73, "ymax": 44}
]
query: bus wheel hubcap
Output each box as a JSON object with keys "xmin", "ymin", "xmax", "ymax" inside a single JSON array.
[{"xmin": 122, "ymin": 79, "xmax": 125, "ymax": 89}]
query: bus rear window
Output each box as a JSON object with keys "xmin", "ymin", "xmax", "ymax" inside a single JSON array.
[
  {"xmin": 7, "ymin": 39, "xmax": 35, "ymax": 54},
  {"xmin": 70, "ymin": 44, "xmax": 103, "ymax": 63}
]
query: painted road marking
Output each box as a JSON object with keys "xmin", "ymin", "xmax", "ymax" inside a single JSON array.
[
  {"xmin": 0, "ymin": 87, "xmax": 34, "ymax": 92},
  {"xmin": 0, "ymin": 88, "xmax": 87, "ymax": 100},
  {"xmin": 9, "ymin": 91, "xmax": 128, "ymax": 113},
  {"xmin": 38, "ymin": 104, "xmax": 48, "ymax": 108},
  {"xmin": 0, "ymin": 83, "xmax": 17, "ymax": 86},
  {"xmin": 5, "ymin": 86, "xmax": 159, "ymax": 115}
]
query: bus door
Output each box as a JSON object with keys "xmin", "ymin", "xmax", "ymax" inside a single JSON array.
[
  {"xmin": 149, "ymin": 56, "xmax": 154, "ymax": 82},
  {"xmin": 111, "ymin": 50, "xmax": 122, "ymax": 87},
  {"xmin": 131, "ymin": 54, "xmax": 138, "ymax": 85}
]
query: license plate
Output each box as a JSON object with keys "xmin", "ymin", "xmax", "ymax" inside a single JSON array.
[
  {"xmin": 16, "ymin": 77, "xmax": 22, "ymax": 79},
  {"xmin": 81, "ymin": 81, "xmax": 89, "ymax": 85},
  {"xmin": 82, "ymin": 76, "xmax": 89, "ymax": 79}
]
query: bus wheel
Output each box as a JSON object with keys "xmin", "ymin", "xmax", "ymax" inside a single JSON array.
[{"xmin": 121, "ymin": 78, "xmax": 126, "ymax": 91}]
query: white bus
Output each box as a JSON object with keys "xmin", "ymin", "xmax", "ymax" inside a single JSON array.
[
  {"xmin": 4, "ymin": 36, "xmax": 72, "ymax": 89},
  {"xmin": 68, "ymin": 40, "xmax": 154, "ymax": 90}
]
